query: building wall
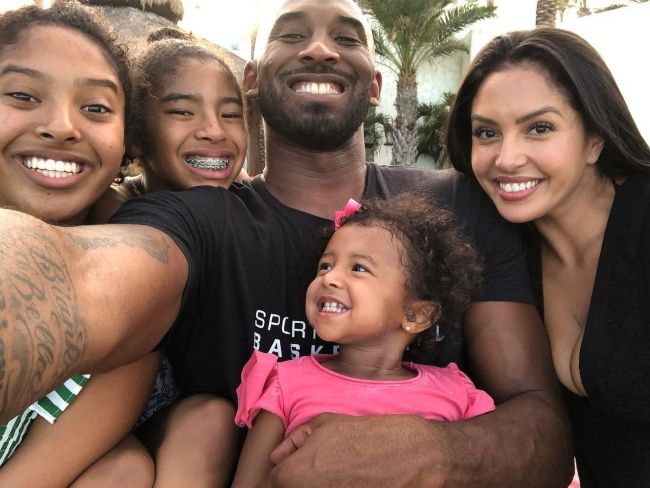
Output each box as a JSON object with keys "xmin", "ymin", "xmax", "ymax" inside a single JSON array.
[{"xmin": 374, "ymin": 1, "xmax": 650, "ymax": 166}]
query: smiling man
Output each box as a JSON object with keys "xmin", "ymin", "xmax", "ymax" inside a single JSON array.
[{"xmin": 0, "ymin": 0, "xmax": 571, "ymax": 486}]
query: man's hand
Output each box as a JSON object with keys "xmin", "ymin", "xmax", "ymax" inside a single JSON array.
[{"xmin": 267, "ymin": 414, "xmax": 452, "ymax": 488}]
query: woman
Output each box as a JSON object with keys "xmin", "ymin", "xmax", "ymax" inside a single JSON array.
[
  {"xmin": 446, "ymin": 27, "xmax": 650, "ymax": 487},
  {"xmin": 0, "ymin": 1, "xmax": 157, "ymax": 486}
]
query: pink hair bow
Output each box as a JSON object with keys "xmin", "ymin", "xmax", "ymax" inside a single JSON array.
[{"xmin": 334, "ymin": 198, "xmax": 361, "ymax": 229}]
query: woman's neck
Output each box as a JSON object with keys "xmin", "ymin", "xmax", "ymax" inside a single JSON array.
[{"xmin": 535, "ymin": 171, "xmax": 616, "ymax": 266}]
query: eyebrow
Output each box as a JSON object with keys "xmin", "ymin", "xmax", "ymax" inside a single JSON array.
[
  {"xmin": 471, "ymin": 107, "xmax": 562, "ymax": 125},
  {"xmin": 272, "ymin": 12, "xmax": 367, "ymax": 42},
  {"xmin": 160, "ymin": 92, "xmax": 201, "ymax": 103},
  {"xmin": 1, "ymin": 64, "xmax": 120, "ymax": 94},
  {"xmin": 1, "ymin": 64, "xmax": 49, "ymax": 81},
  {"xmin": 273, "ymin": 11, "xmax": 306, "ymax": 26},
  {"xmin": 352, "ymin": 253, "xmax": 376, "ymax": 265},
  {"xmin": 160, "ymin": 93, "xmax": 243, "ymax": 106},
  {"xmin": 337, "ymin": 15, "xmax": 366, "ymax": 36},
  {"xmin": 220, "ymin": 96, "xmax": 243, "ymax": 106},
  {"xmin": 77, "ymin": 77, "xmax": 120, "ymax": 94}
]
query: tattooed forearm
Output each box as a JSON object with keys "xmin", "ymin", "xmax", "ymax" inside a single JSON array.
[
  {"xmin": 0, "ymin": 213, "xmax": 84, "ymax": 422},
  {"xmin": 62, "ymin": 226, "xmax": 170, "ymax": 263}
]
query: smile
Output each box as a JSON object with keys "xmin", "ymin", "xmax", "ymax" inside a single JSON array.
[
  {"xmin": 320, "ymin": 300, "xmax": 349, "ymax": 313},
  {"xmin": 498, "ymin": 180, "xmax": 541, "ymax": 193},
  {"xmin": 23, "ymin": 156, "xmax": 82, "ymax": 178},
  {"xmin": 292, "ymin": 81, "xmax": 343, "ymax": 95},
  {"xmin": 186, "ymin": 156, "xmax": 230, "ymax": 170}
]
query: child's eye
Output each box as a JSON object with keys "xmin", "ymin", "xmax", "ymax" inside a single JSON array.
[
  {"xmin": 352, "ymin": 263, "xmax": 368, "ymax": 273},
  {"xmin": 472, "ymin": 127, "xmax": 498, "ymax": 140},
  {"xmin": 529, "ymin": 122, "xmax": 553, "ymax": 135},
  {"xmin": 317, "ymin": 262, "xmax": 332, "ymax": 272},
  {"xmin": 82, "ymin": 104, "xmax": 112, "ymax": 114},
  {"xmin": 222, "ymin": 112, "xmax": 243, "ymax": 119},
  {"xmin": 6, "ymin": 92, "xmax": 38, "ymax": 103},
  {"xmin": 168, "ymin": 109, "xmax": 193, "ymax": 116}
]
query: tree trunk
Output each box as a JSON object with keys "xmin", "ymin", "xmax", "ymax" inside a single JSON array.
[
  {"xmin": 392, "ymin": 73, "xmax": 419, "ymax": 166},
  {"xmin": 535, "ymin": 0, "xmax": 557, "ymax": 27}
]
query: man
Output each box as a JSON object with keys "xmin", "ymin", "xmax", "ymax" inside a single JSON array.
[{"xmin": 0, "ymin": 0, "xmax": 572, "ymax": 485}]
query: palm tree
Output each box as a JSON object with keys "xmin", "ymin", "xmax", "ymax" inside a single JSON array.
[
  {"xmin": 83, "ymin": 0, "xmax": 184, "ymax": 23},
  {"xmin": 536, "ymin": 0, "xmax": 557, "ymax": 26},
  {"xmin": 364, "ymin": 0, "xmax": 495, "ymax": 166},
  {"xmin": 364, "ymin": 109, "xmax": 393, "ymax": 161},
  {"xmin": 416, "ymin": 91, "xmax": 454, "ymax": 168},
  {"xmin": 556, "ymin": 0, "xmax": 574, "ymax": 21},
  {"xmin": 577, "ymin": 0, "xmax": 591, "ymax": 16}
]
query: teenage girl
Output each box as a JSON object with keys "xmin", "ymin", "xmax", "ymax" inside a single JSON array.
[
  {"xmin": 232, "ymin": 193, "xmax": 495, "ymax": 487},
  {"xmin": 92, "ymin": 28, "xmax": 248, "ymax": 487},
  {"xmin": 0, "ymin": 1, "xmax": 158, "ymax": 486}
]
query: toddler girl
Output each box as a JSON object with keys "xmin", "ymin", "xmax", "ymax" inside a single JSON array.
[{"xmin": 232, "ymin": 192, "xmax": 495, "ymax": 486}]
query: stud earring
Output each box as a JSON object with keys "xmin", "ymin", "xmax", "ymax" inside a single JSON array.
[{"xmin": 405, "ymin": 325, "xmax": 411, "ymax": 331}]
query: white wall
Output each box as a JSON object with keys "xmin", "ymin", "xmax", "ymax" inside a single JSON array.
[
  {"xmin": 469, "ymin": 2, "xmax": 650, "ymax": 141},
  {"xmin": 374, "ymin": 1, "xmax": 650, "ymax": 165}
]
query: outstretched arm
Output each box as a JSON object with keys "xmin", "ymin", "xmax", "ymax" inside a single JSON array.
[
  {"xmin": 0, "ymin": 209, "xmax": 187, "ymax": 422},
  {"xmin": 232, "ymin": 410, "xmax": 286, "ymax": 488},
  {"xmin": 267, "ymin": 302, "xmax": 573, "ymax": 487}
]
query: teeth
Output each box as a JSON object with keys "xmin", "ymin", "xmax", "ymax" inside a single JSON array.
[
  {"xmin": 499, "ymin": 180, "xmax": 540, "ymax": 193},
  {"xmin": 293, "ymin": 82, "xmax": 342, "ymax": 95},
  {"xmin": 23, "ymin": 156, "xmax": 80, "ymax": 177},
  {"xmin": 186, "ymin": 156, "xmax": 229, "ymax": 170},
  {"xmin": 320, "ymin": 301, "xmax": 349, "ymax": 313}
]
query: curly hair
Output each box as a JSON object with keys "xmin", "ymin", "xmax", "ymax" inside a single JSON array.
[
  {"xmin": 129, "ymin": 29, "xmax": 242, "ymax": 158},
  {"xmin": 335, "ymin": 191, "xmax": 483, "ymax": 357},
  {"xmin": 0, "ymin": 0, "xmax": 132, "ymax": 158}
]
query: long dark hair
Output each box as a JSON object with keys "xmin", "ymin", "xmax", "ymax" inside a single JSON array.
[{"xmin": 446, "ymin": 28, "xmax": 650, "ymax": 178}]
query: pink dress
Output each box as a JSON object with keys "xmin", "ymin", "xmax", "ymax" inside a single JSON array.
[{"xmin": 235, "ymin": 351, "xmax": 495, "ymax": 435}]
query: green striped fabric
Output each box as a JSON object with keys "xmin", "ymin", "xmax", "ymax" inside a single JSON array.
[{"xmin": 0, "ymin": 374, "xmax": 90, "ymax": 466}]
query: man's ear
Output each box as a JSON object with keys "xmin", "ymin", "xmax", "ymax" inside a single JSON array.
[
  {"xmin": 243, "ymin": 61, "xmax": 260, "ymax": 98},
  {"xmin": 402, "ymin": 300, "xmax": 440, "ymax": 334},
  {"xmin": 369, "ymin": 70, "xmax": 382, "ymax": 107}
]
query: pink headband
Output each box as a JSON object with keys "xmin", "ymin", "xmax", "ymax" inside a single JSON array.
[{"xmin": 334, "ymin": 198, "xmax": 361, "ymax": 229}]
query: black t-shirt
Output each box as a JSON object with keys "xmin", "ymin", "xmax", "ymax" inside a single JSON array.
[{"xmin": 111, "ymin": 164, "xmax": 533, "ymax": 401}]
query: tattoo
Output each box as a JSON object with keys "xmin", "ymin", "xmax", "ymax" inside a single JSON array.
[
  {"xmin": 0, "ymin": 215, "xmax": 84, "ymax": 421},
  {"xmin": 63, "ymin": 226, "xmax": 170, "ymax": 264}
]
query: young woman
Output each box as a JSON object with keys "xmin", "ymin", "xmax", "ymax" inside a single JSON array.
[
  {"xmin": 0, "ymin": 2, "xmax": 158, "ymax": 486},
  {"xmin": 446, "ymin": 28, "xmax": 650, "ymax": 488}
]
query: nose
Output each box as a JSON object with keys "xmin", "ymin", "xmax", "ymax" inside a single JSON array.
[
  {"xmin": 322, "ymin": 267, "xmax": 344, "ymax": 289},
  {"xmin": 194, "ymin": 114, "xmax": 226, "ymax": 143},
  {"xmin": 299, "ymin": 33, "xmax": 340, "ymax": 65},
  {"xmin": 35, "ymin": 103, "xmax": 81, "ymax": 143},
  {"xmin": 495, "ymin": 135, "xmax": 528, "ymax": 172}
]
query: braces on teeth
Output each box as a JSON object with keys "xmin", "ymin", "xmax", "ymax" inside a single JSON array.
[{"xmin": 186, "ymin": 157, "xmax": 229, "ymax": 170}]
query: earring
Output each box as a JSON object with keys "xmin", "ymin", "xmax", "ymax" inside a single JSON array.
[
  {"xmin": 434, "ymin": 324, "xmax": 445, "ymax": 342},
  {"xmin": 405, "ymin": 325, "xmax": 411, "ymax": 331}
]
